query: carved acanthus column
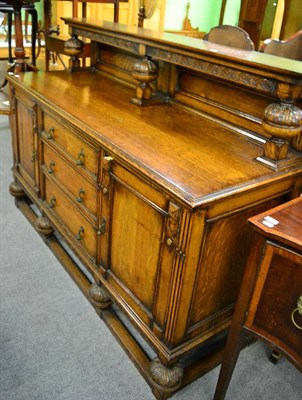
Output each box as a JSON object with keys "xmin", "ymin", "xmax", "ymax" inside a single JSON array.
[
  {"xmin": 257, "ymin": 83, "xmax": 302, "ymax": 170},
  {"xmin": 64, "ymin": 35, "xmax": 85, "ymax": 70},
  {"xmin": 131, "ymin": 57, "xmax": 168, "ymax": 106}
]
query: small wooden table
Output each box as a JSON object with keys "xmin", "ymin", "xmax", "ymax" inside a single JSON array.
[
  {"xmin": 213, "ymin": 197, "xmax": 302, "ymax": 399},
  {"xmin": 1, "ymin": 0, "xmax": 39, "ymax": 73}
]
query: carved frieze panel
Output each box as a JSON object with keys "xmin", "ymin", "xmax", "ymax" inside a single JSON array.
[
  {"xmin": 147, "ymin": 47, "xmax": 276, "ymax": 96},
  {"xmin": 73, "ymin": 28, "xmax": 143, "ymax": 55}
]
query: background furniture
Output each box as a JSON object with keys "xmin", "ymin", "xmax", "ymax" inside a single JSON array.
[
  {"xmin": 213, "ymin": 197, "xmax": 302, "ymax": 400},
  {"xmin": 165, "ymin": 2, "xmax": 204, "ymax": 39},
  {"xmin": 6, "ymin": 19, "xmax": 302, "ymax": 399},
  {"xmin": 203, "ymin": 24, "xmax": 254, "ymax": 51},
  {"xmin": 0, "ymin": 1, "xmax": 38, "ymax": 66},
  {"xmin": 44, "ymin": 0, "xmax": 127, "ymax": 70},
  {"xmin": 259, "ymin": 29, "xmax": 302, "ymax": 61}
]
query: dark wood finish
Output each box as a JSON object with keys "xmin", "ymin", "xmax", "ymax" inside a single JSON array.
[
  {"xmin": 203, "ymin": 24, "xmax": 254, "ymax": 50},
  {"xmin": 6, "ymin": 19, "xmax": 302, "ymax": 399},
  {"xmin": 0, "ymin": 0, "xmax": 39, "ymax": 72},
  {"xmin": 0, "ymin": 2, "xmax": 38, "ymax": 65},
  {"xmin": 239, "ymin": 0, "xmax": 269, "ymax": 49},
  {"xmin": 214, "ymin": 197, "xmax": 302, "ymax": 400}
]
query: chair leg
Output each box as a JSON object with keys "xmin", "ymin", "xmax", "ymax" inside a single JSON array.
[
  {"xmin": 8, "ymin": 12, "xmax": 13, "ymax": 64},
  {"xmin": 28, "ymin": 9, "xmax": 38, "ymax": 66},
  {"xmin": 24, "ymin": 10, "xmax": 29, "ymax": 42}
]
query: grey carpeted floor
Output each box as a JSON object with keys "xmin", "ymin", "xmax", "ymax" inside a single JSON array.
[{"xmin": 1, "ymin": 113, "xmax": 301, "ymax": 399}]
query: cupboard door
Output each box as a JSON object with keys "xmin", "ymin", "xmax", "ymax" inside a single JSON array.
[
  {"xmin": 12, "ymin": 89, "xmax": 38, "ymax": 192},
  {"xmin": 100, "ymin": 158, "xmax": 182, "ymax": 335}
]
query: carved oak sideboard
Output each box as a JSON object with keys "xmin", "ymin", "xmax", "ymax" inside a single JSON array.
[{"xmin": 7, "ymin": 19, "xmax": 302, "ymax": 399}]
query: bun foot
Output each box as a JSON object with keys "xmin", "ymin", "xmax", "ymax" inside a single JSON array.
[
  {"xmin": 35, "ymin": 216, "xmax": 54, "ymax": 237},
  {"xmin": 149, "ymin": 359, "xmax": 183, "ymax": 393},
  {"xmin": 89, "ymin": 283, "xmax": 112, "ymax": 311},
  {"xmin": 9, "ymin": 181, "xmax": 25, "ymax": 199}
]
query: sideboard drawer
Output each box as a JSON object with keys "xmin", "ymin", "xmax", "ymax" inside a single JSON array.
[
  {"xmin": 43, "ymin": 143, "xmax": 98, "ymax": 219},
  {"xmin": 45, "ymin": 177, "xmax": 98, "ymax": 261},
  {"xmin": 42, "ymin": 112, "xmax": 99, "ymax": 178}
]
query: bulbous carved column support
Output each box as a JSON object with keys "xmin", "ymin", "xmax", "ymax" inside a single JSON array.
[
  {"xmin": 257, "ymin": 100, "xmax": 302, "ymax": 170},
  {"xmin": 9, "ymin": 181, "xmax": 25, "ymax": 199},
  {"xmin": 89, "ymin": 282, "xmax": 112, "ymax": 312},
  {"xmin": 149, "ymin": 359, "xmax": 184, "ymax": 394},
  {"xmin": 64, "ymin": 35, "xmax": 85, "ymax": 71},
  {"xmin": 131, "ymin": 57, "xmax": 167, "ymax": 106},
  {"xmin": 35, "ymin": 216, "xmax": 54, "ymax": 237}
]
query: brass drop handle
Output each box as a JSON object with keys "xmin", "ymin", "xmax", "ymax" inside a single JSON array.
[
  {"xmin": 291, "ymin": 295, "xmax": 302, "ymax": 330},
  {"xmin": 76, "ymin": 149, "xmax": 85, "ymax": 166},
  {"xmin": 104, "ymin": 155, "xmax": 114, "ymax": 163},
  {"xmin": 102, "ymin": 187, "xmax": 109, "ymax": 196},
  {"xmin": 76, "ymin": 188, "xmax": 85, "ymax": 203},
  {"xmin": 47, "ymin": 127, "xmax": 55, "ymax": 140},
  {"xmin": 31, "ymin": 151, "xmax": 37, "ymax": 162},
  {"xmin": 75, "ymin": 226, "xmax": 84, "ymax": 240},
  {"xmin": 48, "ymin": 195, "xmax": 56, "ymax": 208},
  {"xmin": 48, "ymin": 161, "xmax": 55, "ymax": 174},
  {"xmin": 166, "ymin": 237, "xmax": 173, "ymax": 247}
]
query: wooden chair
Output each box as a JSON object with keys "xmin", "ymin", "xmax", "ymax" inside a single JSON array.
[
  {"xmin": 259, "ymin": 30, "xmax": 302, "ymax": 61},
  {"xmin": 203, "ymin": 25, "xmax": 254, "ymax": 51}
]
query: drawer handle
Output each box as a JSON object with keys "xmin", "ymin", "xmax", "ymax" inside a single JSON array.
[
  {"xmin": 48, "ymin": 161, "xmax": 56, "ymax": 174},
  {"xmin": 75, "ymin": 226, "xmax": 84, "ymax": 240},
  {"xmin": 76, "ymin": 188, "xmax": 85, "ymax": 203},
  {"xmin": 76, "ymin": 150, "xmax": 85, "ymax": 166},
  {"xmin": 47, "ymin": 127, "xmax": 55, "ymax": 140},
  {"xmin": 31, "ymin": 151, "xmax": 37, "ymax": 162},
  {"xmin": 291, "ymin": 295, "xmax": 302, "ymax": 330},
  {"xmin": 48, "ymin": 195, "xmax": 56, "ymax": 209}
]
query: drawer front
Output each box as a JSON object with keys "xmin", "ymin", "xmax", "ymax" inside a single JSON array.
[
  {"xmin": 42, "ymin": 112, "xmax": 99, "ymax": 177},
  {"xmin": 45, "ymin": 177, "xmax": 98, "ymax": 261},
  {"xmin": 43, "ymin": 143, "xmax": 98, "ymax": 218},
  {"xmin": 246, "ymin": 242, "xmax": 302, "ymax": 362}
]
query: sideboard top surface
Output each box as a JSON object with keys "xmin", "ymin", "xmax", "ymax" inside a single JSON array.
[
  {"xmin": 9, "ymin": 71, "xmax": 301, "ymax": 207},
  {"xmin": 63, "ymin": 18, "xmax": 302, "ymax": 78}
]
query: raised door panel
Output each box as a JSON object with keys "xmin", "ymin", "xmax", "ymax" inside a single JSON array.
[
  {"xmin": 13, "ymin": 90, "xmax": 37, "ymax": 193},
  {"xmin": 187, "ymin": 197, "xmax": 283, "ymax": 342},
  {"xmin": 100, "ymin": 158, "xmax": 180, "ymax": 335}
]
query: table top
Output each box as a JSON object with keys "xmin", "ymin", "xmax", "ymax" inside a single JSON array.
[
  {"xmin": 248, "ymin": 196, "xmax": 302, "ymax": 251},
  {"xmin": 7, "ymin": 70, "xmax": 282, "ymax": 208}
]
